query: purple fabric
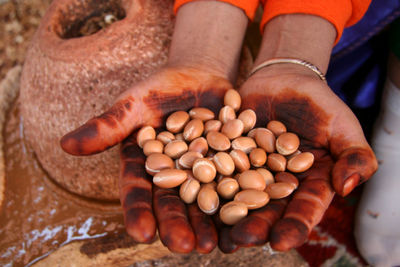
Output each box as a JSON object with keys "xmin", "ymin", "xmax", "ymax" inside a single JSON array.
[{"xmin": 327, "ymin": 0, "xmax": 400, "ymax": 109}]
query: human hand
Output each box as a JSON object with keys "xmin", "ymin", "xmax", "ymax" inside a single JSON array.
[
  {"xmin": 60, "ymin": 66, "xmax": 234, "ymax": 253},
  {"xmin": 228, "ymin": 64, "xmax": 378, "ymax": 251}
]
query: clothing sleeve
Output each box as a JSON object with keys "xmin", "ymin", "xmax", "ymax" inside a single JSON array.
[
  {"xmin": 259, "ymin": 0, "xmax": 372, "ymax": 44},
  {"xmin": 174, "ymin": 0, "xmax": 260, "ymax": 21}
]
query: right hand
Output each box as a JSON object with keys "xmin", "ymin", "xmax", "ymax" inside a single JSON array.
[
  {"xmin": 229, "ymin": 64, "xmax": 378, "ymax": 251},
  {"xmin": 60, "ymin": 66, "xmax": 233, "ymax": 253}
]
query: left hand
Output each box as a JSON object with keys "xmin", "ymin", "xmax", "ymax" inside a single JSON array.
[
  {"xmin": 60, "ymin": 66, "xmax": 232, "ymax": 253},
  {"xmin": 229, "ymin": 64, "xmax": 378, "ymax": 251}
]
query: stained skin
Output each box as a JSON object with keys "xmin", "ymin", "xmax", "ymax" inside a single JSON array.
[
  {"xmin": 231, "ymin": 69, "xmax": 378, "ymax": 251},
  {"xmin": 61, "ymin": 67, "xmax": 232, "ymax": 252},
  {"xmin": 61, "ymin": 66, "xmax": 378, "ymax": 253}
]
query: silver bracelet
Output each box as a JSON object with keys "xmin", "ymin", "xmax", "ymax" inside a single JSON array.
[{"xmin": 248, "ymin": 58, "xmax": 327, "ymax": 82}]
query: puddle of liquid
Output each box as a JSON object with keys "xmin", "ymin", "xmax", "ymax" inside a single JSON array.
[{"xmin": 0, "ymin": 102, "xmax": 126, "ymax": 266}]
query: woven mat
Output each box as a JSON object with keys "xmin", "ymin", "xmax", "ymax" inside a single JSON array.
[{"xmin": 296, "ymin": 187, "xmax": 367, "ymax": 267}]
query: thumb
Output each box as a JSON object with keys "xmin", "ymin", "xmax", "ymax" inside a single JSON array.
[
  {"xmin": 330, "ymin": 131, "xmax": 378, "ymax": 196},
  {"xmin": 60, "ymin": 95, "xmax": 141, "ymax": 155}
]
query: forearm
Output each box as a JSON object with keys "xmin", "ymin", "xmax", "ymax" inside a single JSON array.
[
  {"xmin": 254, "ymin": 14, "xmax": 336, "ymax": 74},
  {"xmin": 168, "ymin": 1, "xmax": 248, "ymax": 82}
]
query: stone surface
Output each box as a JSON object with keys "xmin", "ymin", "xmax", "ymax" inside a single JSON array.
[{"xmin": 19, "ymin": 0, "xmax": 175, "ymax": 200}]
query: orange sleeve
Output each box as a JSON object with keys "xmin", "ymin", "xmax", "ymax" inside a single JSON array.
[
  {"xmin": 174, "ymin": 0, "xmax": 260, "ymax": 21},
  {"xmin": 260, "ymin": 0, "xmax": 371, "ymax": 44}
]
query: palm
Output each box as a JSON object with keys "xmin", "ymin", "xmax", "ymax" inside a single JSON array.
[
  {"xmin": 230, "ymin": 71, "xmax": 377, "ymax": 251},
  {"xmin": 61, "ymin": 67, "xmax": 232, "ymax": 253}
]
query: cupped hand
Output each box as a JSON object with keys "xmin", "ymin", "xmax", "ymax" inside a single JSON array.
[
  {"xmin": 230, "ymin": 64, "xmax": 378, "ymax": 251},
  {"xmin": 60, "ymin": 66, "xmax": 232, "ymax": 253}
]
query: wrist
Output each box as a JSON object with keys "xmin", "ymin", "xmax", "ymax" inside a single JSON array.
[
  {"xmin": 167, "ymin": 1, "xmax": 248, "ymax": 82},
  {"xmin": 254, "ymin": 14, "xmax": 336, "ymax": 74}
]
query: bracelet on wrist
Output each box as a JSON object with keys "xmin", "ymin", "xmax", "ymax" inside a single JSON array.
[{"xmin": 248, "ymin": 58, "xmax": 327, "ymax": 82}]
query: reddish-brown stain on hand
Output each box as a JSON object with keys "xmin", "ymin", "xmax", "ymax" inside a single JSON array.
[
  {"xmin": 187, "ymin": 204, "xmax": 218, "ymax": 254},
  {"xmin": 153, "ymin": 187, "xmax": 195, "ymax": 253},
  {"xmin": 142, "ymin": 88, "xmax": 225, "ymax": 124},
  {"xmin": 61, "ymin": 97, "xmax": 136, "ymax": 155},
  {"xmin": 270, "ymin": 218, "xmax": 309, "ymax": 251},
  {"xmin": 242, "ymin": 89, "xmax": 331, "ymax": 146},
  {"xmin": 218, "ymin": 226, "xmax": 239, "ymax": 253},
  {"xmin": 231, "ymin": 199, "xmax": 287, "ymax": 246},
  {"xmin": 122, "ymin": 187, "xmax": 152, "ymax": 210}
]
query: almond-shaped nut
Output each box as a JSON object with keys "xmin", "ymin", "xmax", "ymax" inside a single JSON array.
[
  {"xmin": 189, "ymin": 107, "xmax": 215, "ymax": 121},
  {"xmin": 231, "ymin": 136, "xmax": 257, "ymax": 154},
  {"xmin": 164, "ymin": 140, "xmax": 188, "ymax": 159},
  {"xmin": 255, "ymin": 128, "xmax": 276, "ymax": 153},
  {"xmin": 204, "ymin": 120, "xmax": 222, "ymax": 134},
  {"xmin": 217, "ymin": 177, "xmax": 240, "ymax": 199},
  {"xmin": 267, "ymin": 120, "xmax": 287, "ymax": 137},
  {"xmin": 166, "ymin": 111, "xmax": 190, "ymax": 133},
  {"xmin": 219, "ymin": 105, "xmax": 236, "ymax": 124},
  {"xmin": 265, "ymin": 182, "xmax": 296, "ymax": 199},
  {"xmin": 188, "ymin": 137, "xmax": 208, "ymax": 156},
  {"xmin": 145, "ymin": 153, "xmax": 174, "ymax": 175},
  {"xmin": 234, "ymin": 189, "xmax": 270, "ymax": 210},
  {"xmin": 275, "ymin": 172, "xmax": 299, "ymax": 188},
  {"xmin": 202, "ymin": 181, "xmax": 217, "ymax": 191},
  {"xmin": 156, "ymin": 131, "xmax": 176, "ymax": 145},
  {"xmin": 229, "ymin": 149, "xmax": 251, "ymax": 173},
  {"xmin": 180, "ymin": 178, "xmax": 201, "ymax": 204},
  {"xmin": 183, "ymin": 119, "xmax": 204, "ymax": 142},
  {"xmin": 219, "ymin": 201, "xmax": 248, "ymax": 225},
  {"xmin": 276, "ymin": 132, "xmax": 300, "ymax": 156},
  {"xmin": 224, "ymin": 89, "xmax": 241, "ymax": 111},
  {"xmin": 206, "ymin": 131, "xmax": 231, "ymax": 151},
  {"xmin": 153, "ymin": 169, "xmax": 188, "ymax": 188},
  {"xmin": 247, "ymin": 127, "xmax": 262, "ymax": 138},
  {"xmin": 238, "ymin": 170, "xmax": 266, "ymax": 191},
  {"xmin": 137, "ymin": 125, "xmax": 156, "ymax": 148},
  {"xmin": 179, "ymin": 151, "xmax": 203, "ymax": 169},
  {"xmin": 287, "ymin": 152, "xmax": 314, "ymax": 173},
  {"xmin": 175, "ymin": 133, "xmax": 184, "ymax": 140},
  {"xmin": 192, "ymin": 158, "xmax": 217, "ymax": 183},
  {"xmin": 249, "ymin": 148, "xmax": 267, "ymax": 167},
  {"xmin": 286, "ymin": 150, "xmax": 302, "ymax": 160},
  {"xmin": 238, "ymin": 109, "xmax": 256, "ymax": 133},
  {"xmin": 256, "ymin": 168, "xmax": 275, "ymax": 185},
  {"xmin": 142, "ymin": 139, "xmax": 164, "ymax": 156},
  {"xmin": 221, "ymin": 119, "xmax": 244, "ymax": 140},
  {"xmin": 213, "ymin": 152, "xmax": 235, "ymax": 176},
  {"xmin": 175, "ymin": 159, "xmax": 184, "ymax": 170},
  {"xmin": 266, "ymin": 153, "xmax": 287, "ymax": 172},
  {"xmin": 197, "ymin": 186, "xmax": 219, "ymax": 215}
]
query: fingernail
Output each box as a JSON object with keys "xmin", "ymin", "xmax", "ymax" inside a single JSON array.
[{"xmin": 342, "ymin": 173, "xmax": 360, "ymax": 196}]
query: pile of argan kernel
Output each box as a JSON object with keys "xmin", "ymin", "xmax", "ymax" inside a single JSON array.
[{"xmin": 137, "ymin": 89, "xmax": 314, "ymax": 225}]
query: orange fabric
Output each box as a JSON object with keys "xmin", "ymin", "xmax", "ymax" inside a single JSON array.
[
  {"xmin": 174, "ymin": 0, "xmax": 260, "ymax": 21},
  {"xmin": 260, "ymin": 0, "xmax": 372, "ymax": 44}
]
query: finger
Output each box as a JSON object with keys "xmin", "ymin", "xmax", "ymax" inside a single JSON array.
[
  {"xmin": 212, "ymin": 213, "xmax": 239, "ymax": 253},
  {"xmin": 230, "ymin": 199, "xmax": 287, "ymax": 247},
  {"xmin": 61, "ymin": 96, "xmax": 140, "ymax": 155},
  {"xmin": 270, "ymin": 155, "xmax": 335, "ymax": 251},
  {"xmin": 119, "ymin": 133, "xmax": 156, "ymax": 243},
  {"xmin": 187, "ymin": 203, "xmax": 218, "ymax": 254},
  {"xmin": 218, "ymin": 226, "xmax": 239, "ymax": 253},
  {"xmin": 331, "ymin": 146, "xmax": 378, "ymax": 196},
  {"xmin": 153, "ymin": 186, "xmax": 195, "ymax": 253}
]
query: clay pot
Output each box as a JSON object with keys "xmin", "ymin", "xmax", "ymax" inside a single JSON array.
[
  {"xmin": 19, "ymin": 0, "xmax": 253, "ymax": 201},
  {"xmin": 20, "ymin": 0, "xmax": 175, "ymax": 200}
]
